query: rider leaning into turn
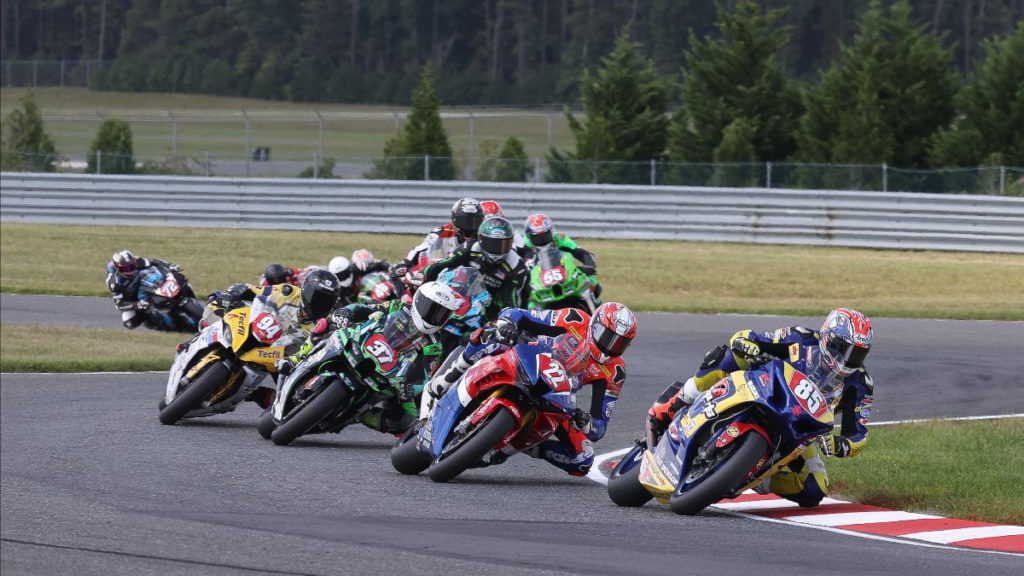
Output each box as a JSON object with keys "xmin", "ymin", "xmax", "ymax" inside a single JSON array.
[
  {"xmin": 329, "ymin": 249, "xmax": 393, "ymax": 305},
  {"xmin": 430, "ymin": 302, "xmax": 639, "ymax": 477},
  {"xmin": 647, "ymin": 308, "xmax": 874, "ymax": 507},
  {"xmin": 421, "ymin": 216, "xmax": 528, "ymax": 321},
  {"xmin": 288, "ymin": 281, "xmax": 462, "ymax": 434},
  {"xmin": 106, "ymin": 249, "xmax": 186, "ymax": 330}
]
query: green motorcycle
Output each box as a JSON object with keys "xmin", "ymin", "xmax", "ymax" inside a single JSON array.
[
  {"xmin": 527, "ymin": 244, "xmax": 601, "ymax": 313},
  {"xmin": 259, "ymin": 307, "xmax": 440, "ymax": 445}
]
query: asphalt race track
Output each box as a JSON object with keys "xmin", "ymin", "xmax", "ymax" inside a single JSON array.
[{"xmin": 2, "ymin": 294, "xmax": 1023, "ymax": 575}]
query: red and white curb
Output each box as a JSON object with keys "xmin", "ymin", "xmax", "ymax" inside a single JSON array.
[{"xmin": 589, "ymin": 447, "xmax": 1024, "ymax": 556}]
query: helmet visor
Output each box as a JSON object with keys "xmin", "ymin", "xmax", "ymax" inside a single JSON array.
[
  {"xmin": 529, "ymin": 229, "xmax": 554, "ymax": 247},
  {"xmin": 825, "ymin": 336, "xmax": 869, "ymax": 374},
  {"xmin": 591, "ymin": 321, "xmax": 632, "ymax": 357},
  {"xmin": 303, "ymin": 290, "xmax": 337, "ymax": 320},
  {"xmin": 480, "ymin": 235, "xmax": 512, "ymax": 260},
  {"xmin": 414, "ymin": 291, "xmax": 455, "ymax": 329},
  {"xmin": 115, "ymin": 261, "xmax": 137, "ymax": 277},
  {"xmin": 453, "ymin": 212, "xmax": 484, "ymax": 238}
]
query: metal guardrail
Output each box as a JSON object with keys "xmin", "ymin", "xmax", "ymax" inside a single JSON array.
[{"xmin": 2, "ymin": 172, "xmax": 1022, "ymax": 253}]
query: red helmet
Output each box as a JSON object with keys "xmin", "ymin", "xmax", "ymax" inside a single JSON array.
[
  {"xmin": 525, "ymin": 213, "xmax": 554, "ymax": 247},
  {"xmin": 588, "ymin": 302, "xmax": 638, "ymax": 362},
  {"xmin": 819, "ymin": 308, "xmax": 872, "ymax": 376},
  {"xmin": 481, "ymin": 200, "xmax": 504, "ymax": 218}
]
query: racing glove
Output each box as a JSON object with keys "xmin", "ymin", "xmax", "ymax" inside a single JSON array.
[
  {"xmin": 492, "ymin": 318, "xmax": 519, "ymax": 347},
  {"xmin": 730, "ymin": 337, "xmax": 762, "ymax": 361},
  {"xmin": 388, "ymin": 261, "xmax": 409, "ymax": 279},
  {"xmin": 570, "ymin": 408, "xmax": 594, "ymax": 436},
  {"xmin": 135, "ymin": 299, "xmax": 150, "ymax": 311},
  {"xmin": 819, "ymin": 434, "xmax": 852, "ymax": 458}
]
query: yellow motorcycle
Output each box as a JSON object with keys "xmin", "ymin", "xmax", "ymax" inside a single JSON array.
[{"xmin": 159, "ymin": 297, "xmax": 293, "ymax": 425}]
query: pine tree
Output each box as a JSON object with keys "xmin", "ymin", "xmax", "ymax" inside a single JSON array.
[
  {"xmin": 495, "ymin": 136, "xmax": 530, "ymax": 182},
  {"xmin": 668, "ymin": 0, "xmax": 801, "ymax": 164},
  {"xmin": 87, "ymin": 118, "xmax": 135, "ymax": 174},
  {"xmin": 546, "ymin": 24, "xmax": 670, "ymax": 184},
  {"xmin": 0, "ymin": 93, "xmax": 59, "ymax": 172},
  {"xmin": 930, "ymin": 22, "xmax": 1024, "ymax": 168},
  {"xmin": 797, "ymin": 0, "xmax": 958, "ymax": 170},
  {"xmin": 712, "ymin": 117, "xmax": 759, "ymax": 187},
  {"xmin": 366, "ymin": 68, "xmax": 455, "ymax": 180}
]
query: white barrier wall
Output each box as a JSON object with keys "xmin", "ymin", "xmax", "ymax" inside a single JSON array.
[{"xmin": 2, "ymin": 172, "xmax": 1023, "ymax": 253}]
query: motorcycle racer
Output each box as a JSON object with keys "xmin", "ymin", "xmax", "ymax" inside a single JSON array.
[
  {"xmin": 421, "ymin": 217, "xmax": 527, "ymax": 320},
  {"xmin": 106, "ymin": 249, "xmax": 193, "ymax": 331},
  {"xmin": 428, "ymin": 302, "xmax": 639, "ymax": 476},
  {"xmin": 288, "ymin": 282, "xmax": 461, "ymax": 433},
  {"xmin": 331, "ymin": 250, "xmax": 394, "ymax": 304},
  {"xmin": 647, "ymin": 308, "xmax": 874, "ymax": 507},
  {"xmin": 389, "ymin": 197, "xmax": 485, "ymax": 284},
  {"xmin": 523, "ymin": 213, "xmax": 600, "ymax": 297}
]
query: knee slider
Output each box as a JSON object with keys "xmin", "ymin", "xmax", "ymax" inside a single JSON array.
[{"xmin": 699, "ymin": 345, "xmax": 728, "ymax": 371}]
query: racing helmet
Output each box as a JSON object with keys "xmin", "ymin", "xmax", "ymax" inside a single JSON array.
[
  {"xmin": 524, "ymin": 213, "xmax": 554, "ymax": 247},
  {"xmin": 451, "ymin": 197, "xmax": 484, "ymax": 240},
  {"xmin": 817, "ymin": 308, "xmax": 873, "ymax": 398},
  {"xmin": 300, "ymin": 268, "xmax": 342, "ymax": 320},
  {"xmin": 111, "ymin": 249, "xmax": 137, "ymax": 278},
  {"xmin": 411, "ymin": 281, "xmax": 462, "ymax": 335},
  {"xmin": 328, "ymin": 256, "xmax": 353, "ymax": 288},
  {"xmin": 588, "ymin": 302, "xmax": 638, "ymax": 362},
  {"xmin": 477, "ymin": 217, "xmax": 515, "ymax": 263},
  {"xmin": 263, "ymin": 263, "xmax": 291, "ymax": 286},
  {"xmin": 481, "ymin": 200, "xmax": 505, "ymax": 218},
  {"xmin": 350, "ymin": 249, "xmax": 375, "ymax": 271}
]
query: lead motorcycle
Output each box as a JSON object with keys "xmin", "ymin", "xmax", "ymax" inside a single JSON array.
[
  {"xmin": 390, "ymin": 333, "xmax": 582, "ymax": 483},
  {"xmin": 606, "ymin": 357, "xmax": 835, "ymax": 515},
  {"xmin": 159, "ymin": 296, "xmax": 291, "ymax": 425}
]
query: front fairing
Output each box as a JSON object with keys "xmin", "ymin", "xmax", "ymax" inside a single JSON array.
[
  {"xmin": 528, "ymin": 246, "xmax": 588, "ymax": 304},
  {"xmin": 272, "ymin": 330, "xmax": 349, "ymax": 419}
]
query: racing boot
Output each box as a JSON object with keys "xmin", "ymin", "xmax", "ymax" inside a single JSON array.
[{"xmin": 647, "ymin": 377, "xmax": 701, "ymax": 444}]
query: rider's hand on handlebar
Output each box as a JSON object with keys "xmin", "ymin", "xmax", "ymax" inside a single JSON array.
[
  {"xmin": 819, "ymin": 434, "xmax": 851, "ymax": 458},
  {"xmin": 730, "ymin": 337, "xmax": 763, "ymax": 361},
  {"xmin": 492, "ymin": 318, "xmax": 519, "ymax": 347},
  {"xmin": 135, "ymin": 300, "xmax": 150, "ymax": 311},
  {"xmin": 571, "ymin": 409, "xmax": 594, "ymax": 435}
]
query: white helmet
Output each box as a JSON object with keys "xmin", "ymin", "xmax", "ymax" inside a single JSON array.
[
  {"xmin": 328, "ymin": 256, "xmax": 353, "ymax": 287},
  {"xmin": 411, "ymin": 281, "xmax": 462, "ymax": 335}
]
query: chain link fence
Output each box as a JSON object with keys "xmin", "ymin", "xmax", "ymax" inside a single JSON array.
[{"xmin": 3, "ymin": 150, "xmax": 1022, "ymax": 195}]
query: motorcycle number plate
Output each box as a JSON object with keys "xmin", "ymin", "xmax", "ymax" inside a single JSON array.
[
  {"xmin": 538, "ymin": 353, "xmax": 570, "ymax": 393},
  {"xmin": 252, "ymin": 312, "xmax": 282, "ymax": 343},
  {"xmin": 788, "ymin": 372, "xmax": 828, "ymax": 419},
  {"xmin": 364, "ymin": 334, "xmax": 397, "ymax": 372},
  {"xmin": 541, "ymin": 267, "xmax": 566, "ymax": 287},
  {"xmin": 156, "ymin": 276, "xmax": 181, "ymax": 298}
]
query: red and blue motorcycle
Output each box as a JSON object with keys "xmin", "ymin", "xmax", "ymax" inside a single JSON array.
[{"xmin": 390, "ymin": 334, "xmax": 580, "ymax": 483}]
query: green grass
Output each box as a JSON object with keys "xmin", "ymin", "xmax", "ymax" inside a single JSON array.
[
  {"xmin": 1, "ymin": 87, "xmax": 575, "ymax": 163},
  {"xmin": 829, "ymin": 419, "xmax": 1024, "ymax": 524},
  {"xmin": 0, "ymin": 323, "xmax": 181, "ymax": 372},
  {"xmin": 2, "ymin": 222, "xmax": 1023, "ymax": 320}
]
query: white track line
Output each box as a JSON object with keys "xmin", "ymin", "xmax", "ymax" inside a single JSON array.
[{"xmin": 902, "ymin": 525, "xmax": 1024, "ymax": 544}]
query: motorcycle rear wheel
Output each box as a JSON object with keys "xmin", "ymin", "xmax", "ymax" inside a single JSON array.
[
  {"xmin": 270, "ymin": 379, "xmax": 349, "ymax": 446},
  {"xmin": 668, "ymin": 432, "xmax": 768, "ymax": 516},
  {"xmin": 607, "ymin": 447, "xmax": 654, "ymax": 507},
  {"xmin": 159, "ymin": 362, "xmax": 231, "ymax": 425},
  {"xmin": 181, "ymin": 299, "xmax": 204, "ymax": 322},
  {"xmin": 428, "ymin": 407, "xmax": 516, "ymax": 483},
  {"xmin": 390, "ymin": 421, "xmax": 430, "ymax": 475}
]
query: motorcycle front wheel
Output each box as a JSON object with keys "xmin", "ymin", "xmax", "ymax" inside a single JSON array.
[
  {"xmin": 607, "ymin": 444, "xmax": 654, "ymax": 507},
  {"xmin": 428, "ymin": 406, "xmax": 517, "ymax": 483},
  {"xmin": 270, "ymin": 379, "xmax": 349, "ymax": 446},
  {"xmin": 390, "ymin": 421, "xmax": 431, "ymax": 475},
  {"xmin": 668, "ymin": 432, "xmax": 768, "ymax": 515},
  {"xmin": 256, "ymin": 407, "xmax": 276, "ymax": 439},
  {"xmin": 159, "ymin": 362, "xmax": 231, "ymax": 425}
]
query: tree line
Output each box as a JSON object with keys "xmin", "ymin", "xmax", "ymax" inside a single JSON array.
[{"xmin": 1, "ymin": 0, "xmax": 1021, "ymax": 106}]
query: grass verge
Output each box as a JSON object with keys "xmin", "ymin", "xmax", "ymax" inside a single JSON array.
[
  {"xmin": 828, "ymin": 418, "xmax": 1024, "ymax": 525},
  {"xmin": 2, "ymin": 222, "xmax": 1023, "ymax": 320},
  {"xmin": 0, "ymin": 324, "xmax": 179, "ymax": 372}
]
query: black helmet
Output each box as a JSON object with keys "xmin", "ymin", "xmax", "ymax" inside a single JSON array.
[
  {"xmin": 478, "ymin": 216, "xmax": 515, "ymax": 263},
  {"xmin": 263, "ymin": 263, "xmax": 291, "ymax": 285},
  {"xmin": 300, "ymin": 269, "xmax": 342, "ymax": 320},
  {"xmin": 451, "ymin": 197, "xmax": 484, "ymax": 240}
]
